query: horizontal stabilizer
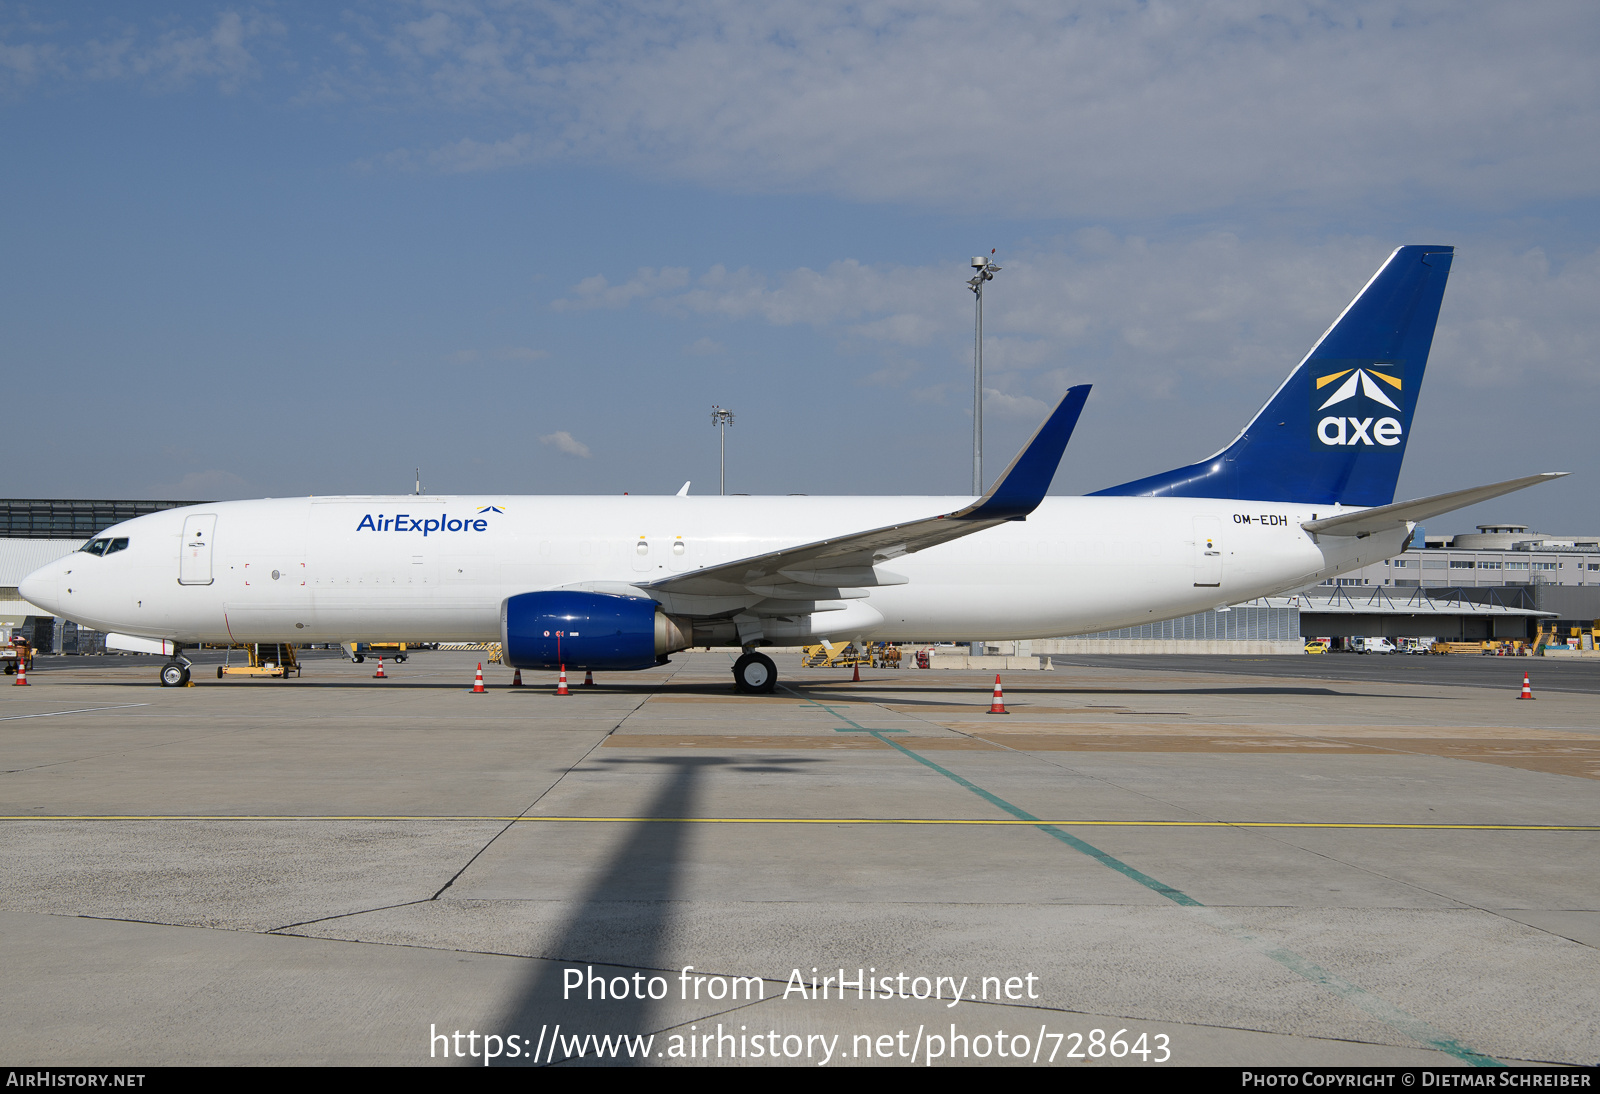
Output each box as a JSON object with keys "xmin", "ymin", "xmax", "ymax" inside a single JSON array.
[
  {"xmin": 1302, "ymin": 473, "xmax": 1569, "ymax": 538},
  {"xmin": 643, "ymin": 386, "xmax": 1090, "ymax": 602}
]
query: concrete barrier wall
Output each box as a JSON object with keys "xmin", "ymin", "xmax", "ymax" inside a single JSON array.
[
  {"xmin": 1035, "ymin": 639, "xmax": 1304, "ymax": 655},
  {"xmin": 928, "ymin": 654, "xmax": 1051, "ymax": 670}
]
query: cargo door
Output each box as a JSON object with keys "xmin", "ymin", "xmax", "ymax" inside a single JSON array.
[
  {"xmin": 1193, "ymin": 516, "xmax": 1222, "ymax": 588},
  {"xmin": 179, "ymin": 514, "xmax": 217, "ymax": 585}
]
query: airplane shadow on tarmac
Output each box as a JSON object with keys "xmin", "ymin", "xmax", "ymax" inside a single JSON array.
[{"xmin": 491, "ymin": 753, "xmax": 819, "ymax": 1066}]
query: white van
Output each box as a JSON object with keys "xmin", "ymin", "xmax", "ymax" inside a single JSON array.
[{"xmin": 1354, "ymin": 637, "xmax": 1397, "ymax": 654}]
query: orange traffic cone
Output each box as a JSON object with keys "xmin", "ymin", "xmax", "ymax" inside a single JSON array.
[
  {"xmin": 1518, "ymin": 672, "xmax": 1534, "ymax": 700},
  {"xmin": 511, "ymin": 668, "xmax": 523, "ymax": 688},
  {"xmin": 852, "ymin": 659, "xmax": 861, "ymax": 682},
  {"xmin": 373, "ymin": 657, "xmax": 386, "ymax": 679},
  {"xmin": 583, "ymin": 670, "xmax": 594, "ymax": 687},
  {"xmin": 987, "ymin": 673, "xmax": 1009, "ymax": 715},
  {"xmin": 472, "ymin": 663, "xmax": 485, "ymax": 694},
  {"xmin": 12, "ymin": 661, "xmax": 27, "ymax": 686},
  {"xmin": 555, "ymin": 665, "xmax": 570, "ymax": 696}
]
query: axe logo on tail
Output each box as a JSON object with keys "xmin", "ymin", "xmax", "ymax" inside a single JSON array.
[{"xmin": 1311, "ymin": 360, "xmax": 1405, "ymax": 449}]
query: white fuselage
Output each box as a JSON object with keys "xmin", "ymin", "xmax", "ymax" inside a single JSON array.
[{"xmin": 19, "ymin": 494, "xmax": 1402, "ymax": 646}]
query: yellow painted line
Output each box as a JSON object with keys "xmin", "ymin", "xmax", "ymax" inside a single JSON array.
[{"xmin": 0, "ymin": 815, "xmax": 1593, "ymax": 830}]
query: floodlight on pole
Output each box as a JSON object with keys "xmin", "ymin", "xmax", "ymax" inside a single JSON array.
[
  {"xmin": 710, "ymin": 405, "xmax": 735, "ymax": 495},
  {"xmin": 968, "ymin": 252, "xmax": 1001, "ymax": 494}
]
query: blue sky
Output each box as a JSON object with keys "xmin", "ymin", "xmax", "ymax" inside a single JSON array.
[{"xmin": 4, "ymin": 1, "xmax": 1597, "ymax": 533}]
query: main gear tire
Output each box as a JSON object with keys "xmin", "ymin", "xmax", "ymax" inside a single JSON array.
[{"xmin": 732, "ymin": 651, "xmax": 777, "ymax": 694}]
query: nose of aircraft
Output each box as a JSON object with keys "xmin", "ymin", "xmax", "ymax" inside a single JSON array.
[{"xmin": 18, "ymin": 563, "xmax": 62, "ymax": 615}]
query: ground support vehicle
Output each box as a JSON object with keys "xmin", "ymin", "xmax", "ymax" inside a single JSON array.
[
  {"xmin": 217, "ymin": 643, "xmax": 301, "ymax": 679},
  {"xmin": 2, "ymin": 638, "xmax": 33, "ymax": 674}
]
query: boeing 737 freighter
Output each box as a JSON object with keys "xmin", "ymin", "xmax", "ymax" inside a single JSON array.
[{"xmin": 19, "ymin": 246, "xmax": 1565, "ymax": 691}]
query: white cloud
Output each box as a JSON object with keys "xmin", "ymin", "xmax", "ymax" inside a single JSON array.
[
  {"xmin": 685, "ymin": 337, "xmax": 724, "ymax": 356},
  {"xmin": 1432, "ymin": 246, "xmax": 1600, "ymax": 389},
  {"xmin": 860, "ymin": 357, "xmax": 920, "ymax": 388},
  {"xmin": 556, "ymin": 232, "xmax": 1600, "ymax": 412},
  {"xmin": 552, "ymin": 266, "xmax": 692, "ymax": 311},
  {"xmin": 13, "ymin": 5, "xmax": 1597, "ymax": 218},
  {"xmin": 494, "ymin": 346, "xmax": 549, "ymax": 362},
  {"xmin": 0, "ymin": 39, "xmax": 60, "ymax": 89},
  {"xmin": 982, "ymin": 388, "xmax": 1050, "ymax": 419},
  {"xmin": 385, "ymin": 131, "xmax": 542, "ymax": 174},
  {"xmin": 540, "ymin": 430, "xmax": 591, "ymax": 458},
  {"xmin": 82, "ymin": 11, "xmax": 283, "ymax": 93},
  {"xmin": 345, "ymin": 1, "xmax": 1600, "ymax": 218}
]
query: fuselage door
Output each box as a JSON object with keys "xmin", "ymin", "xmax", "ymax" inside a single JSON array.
[
  {"xmin": 632, "ymin": 535, "xmax": 653, "ymax": 572},
  {"xmin": 1192, "ymin": 516, "xmax": 1222, "ymax": 587},
  {"xmin": 179, "ymin": 514, "xmax": 217, "ymax": 586}
]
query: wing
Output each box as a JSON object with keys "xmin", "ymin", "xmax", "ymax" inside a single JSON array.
[
  {"xmin": 1301, "ymin": 472, "xmax": 1568, "ymax": 538},
  {"xmin": 641, "ymin": 385, "xmax": 1091, "ymax": 609}
]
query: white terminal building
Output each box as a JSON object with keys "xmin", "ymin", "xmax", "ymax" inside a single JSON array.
[{"xmin": 1329, "ymin": 524, "xmax": 1600, "ymax": 590}]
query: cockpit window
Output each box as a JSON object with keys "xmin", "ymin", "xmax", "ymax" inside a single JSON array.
[{"xmin": 77, "ymin": 537, "xmax": 128, "ymax": 556}]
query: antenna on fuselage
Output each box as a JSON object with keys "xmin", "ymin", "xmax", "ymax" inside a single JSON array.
[{"xmin": 415, "ymin": 468, "xmax": 423, "ymax": 495}]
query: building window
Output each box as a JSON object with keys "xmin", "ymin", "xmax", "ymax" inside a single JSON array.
[{"xmin": 1449, "ymin": 560, "xmax": 1475, "ymax": 569}]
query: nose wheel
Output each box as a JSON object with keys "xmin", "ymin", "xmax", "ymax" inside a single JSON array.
[
  {"xmin": 732, "ymin": 651, "xmax": 777, "ymax": 694},
  {"xmin": 159, "ymin": 660, "xmax": 191, "ymax": 687}
]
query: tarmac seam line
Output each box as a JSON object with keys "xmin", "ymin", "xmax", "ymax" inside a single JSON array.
[
  {"xmin": 5, "ymin": 816, "xmax": 1592, "ymax": 830},
  {"xmin": 426, "ymin": 680, "xmax": 663, "ymax": 901},
  {"xmin": 0, "ymin": 704, "xmax": 151, "ymax": 721}
]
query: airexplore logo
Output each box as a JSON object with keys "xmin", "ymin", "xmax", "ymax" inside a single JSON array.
[
  {"xmin": 356, "ymin": 510, "xmax": 492, "ymax": 535},
  {"xmin": 1311, "ymin": 360, "xmax": 1405, "ymax": 449}
]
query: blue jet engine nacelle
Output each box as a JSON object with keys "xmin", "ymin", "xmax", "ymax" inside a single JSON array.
[{"xmin": 500, "ymin": 590, "xmax": 694, "ymax": 670}]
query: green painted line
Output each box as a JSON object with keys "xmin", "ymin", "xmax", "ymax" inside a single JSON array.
[
  {"xmin": 870, "ymin": 726, "xmax": 1201, "ymax": 904},
  {"xmin": 808, "ymin": 702, "xmax": 906, "ymax": 733},
  {"xmin": 789, "ymin": 690, "xmax": 1500, "ymax": 1067},
  {"xmin": 1201, "ymin": 910, "xmax": 1497, "ymax": 1067}
]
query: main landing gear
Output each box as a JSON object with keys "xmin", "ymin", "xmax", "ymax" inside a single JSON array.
[
  {"xmin": 732, "ymin": 651, "xmax": 777, "ymax": 694},
  {"xmin": 159, "ymin": 659, "xmax": 191, "ymax": 687}
]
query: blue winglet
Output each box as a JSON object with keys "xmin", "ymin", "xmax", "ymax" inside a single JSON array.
[{"xmin": 957, "ymin": 384, "xmax": 1092, "ymax": 521}]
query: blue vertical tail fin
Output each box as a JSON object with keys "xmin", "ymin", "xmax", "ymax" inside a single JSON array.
[{"xmin": 1092, "ymin": 245, "xmax": 1454, "ymax": 507}]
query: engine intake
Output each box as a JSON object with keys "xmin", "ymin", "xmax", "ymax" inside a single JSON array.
[{"xmin": 500, "ymin": 591, "xmax": 692, "ymax": 671}]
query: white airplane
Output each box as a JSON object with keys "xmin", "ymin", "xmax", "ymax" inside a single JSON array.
[{"xmin": 20, "ymin": 245, "xmax": 1565, "ymax": 692}]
